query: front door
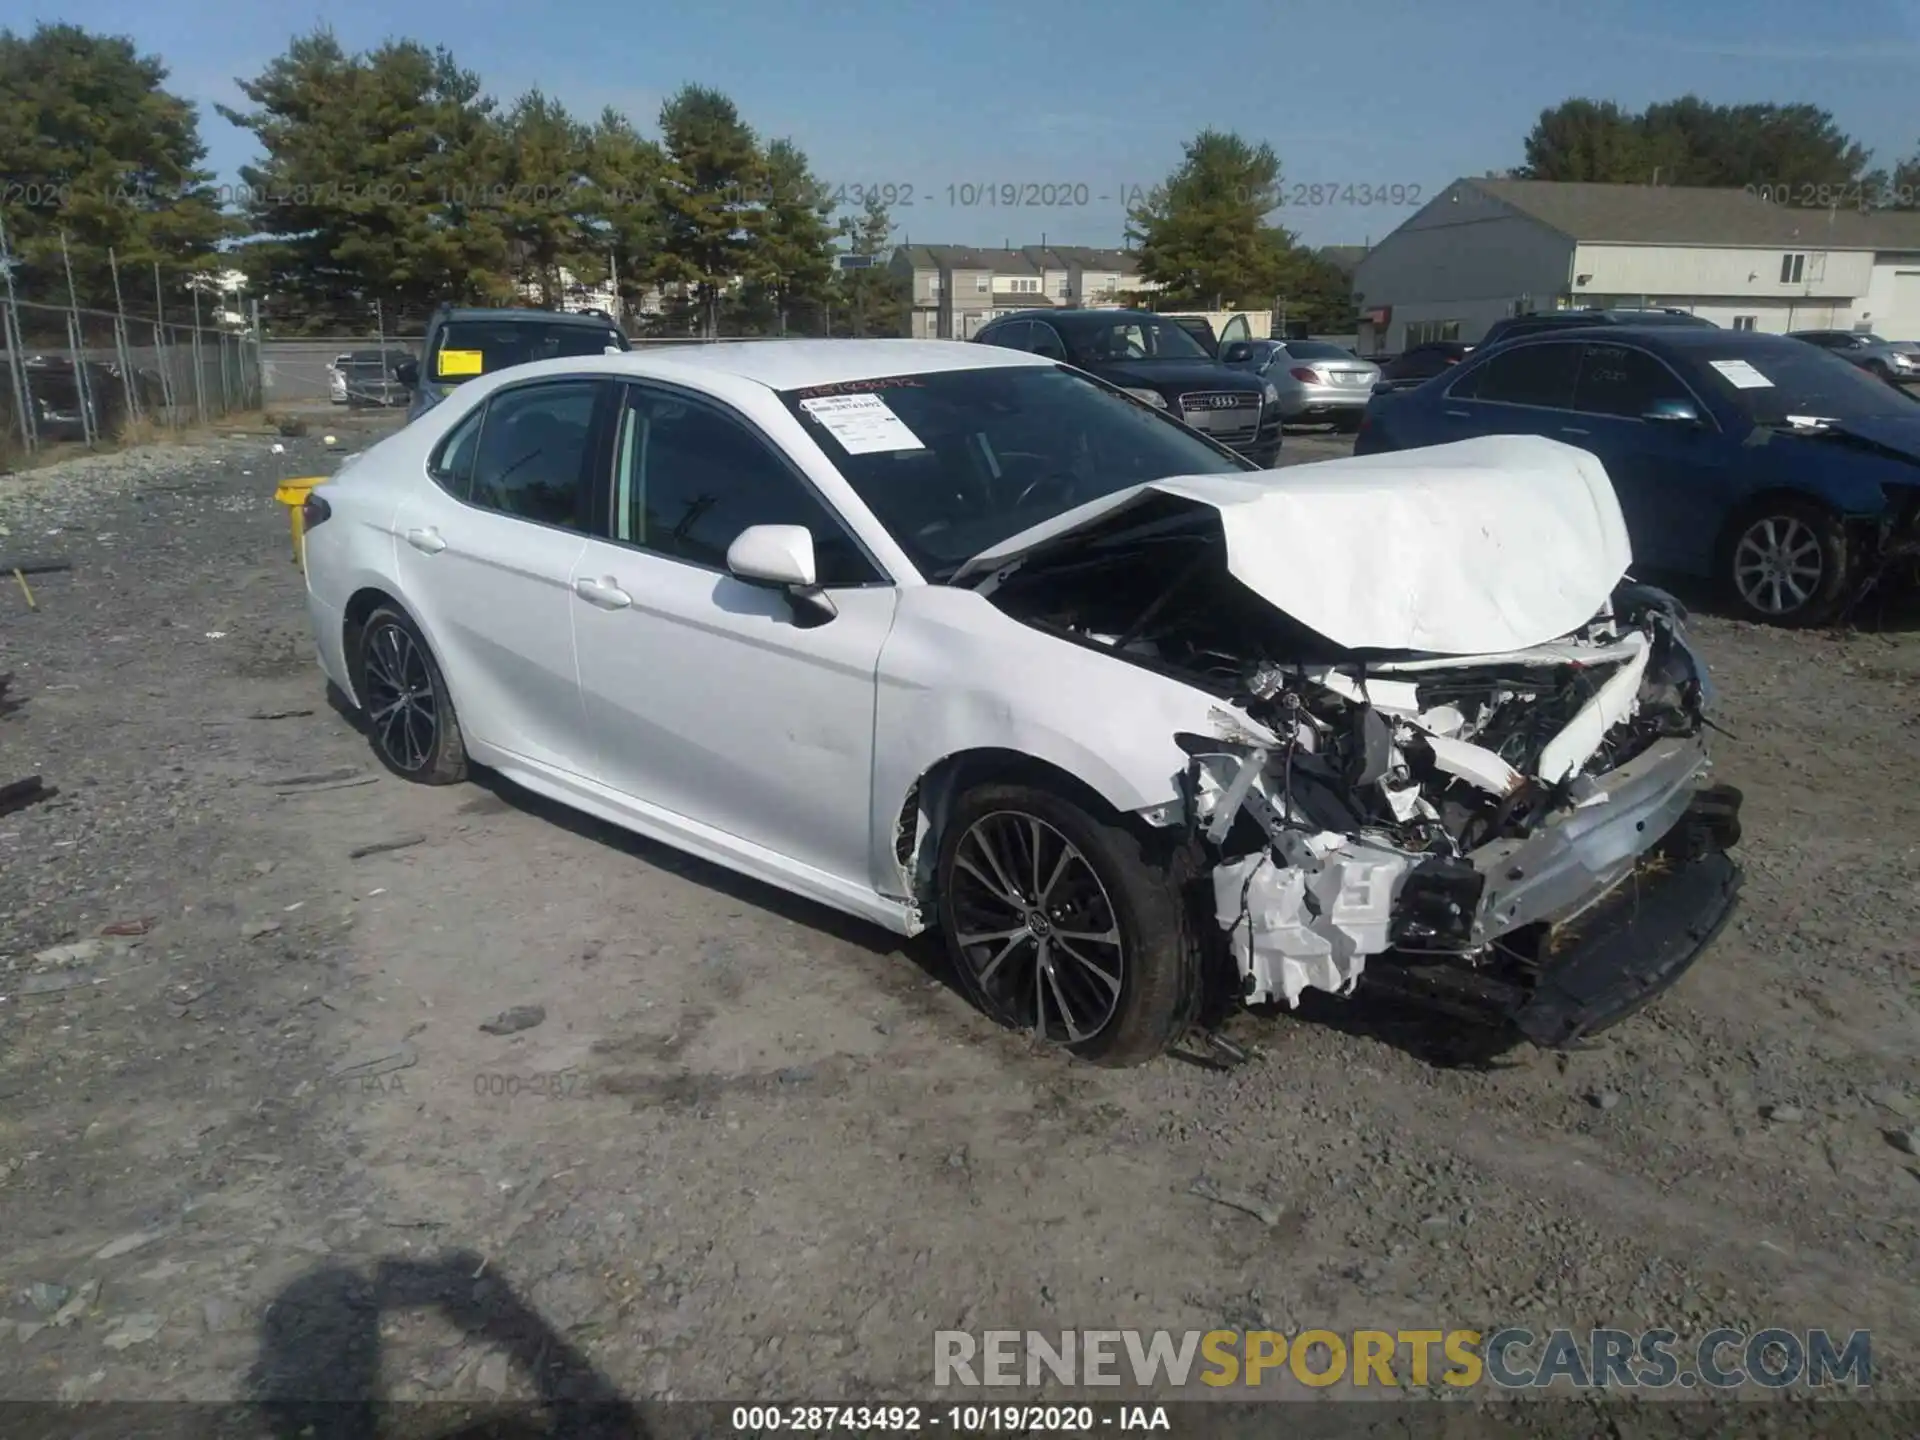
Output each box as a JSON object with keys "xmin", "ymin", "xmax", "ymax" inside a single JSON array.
[
  {"xmin": 390, "ymin": 378, "xmax": 607, "ymax": 769},
  {"xmin": 569, "ymin": 382, "xmax": 897, "ymax": 889},
  {"xmin": 1565, "ymin": 341, "xmax": 1730, "ymax": 571}
]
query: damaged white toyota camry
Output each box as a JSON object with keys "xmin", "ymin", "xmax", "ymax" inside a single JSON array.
[{"xmin": 298, "ymin": 340, "xmax": 1744, "ymax": 1066}]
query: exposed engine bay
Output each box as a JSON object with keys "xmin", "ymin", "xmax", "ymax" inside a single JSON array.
[{"xmin": 977, "ymin": 501, "xmax": 1744, "ymax": 1045}]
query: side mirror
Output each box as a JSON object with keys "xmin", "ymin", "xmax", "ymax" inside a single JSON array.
[
  {"xmin": 1642, "ymin": 398, "xmax": 1701, "ymax": 425},
  {"xmin": 1222, "ymin": 342, "xmax": 1254, "ymax": 364},
  {"xmin": 726, "ymin": 524, "xmax": 836, "ymax": 625},
  {"xmin": 394, "ymin": 359, "xmax": 420, "ymax": 388}
]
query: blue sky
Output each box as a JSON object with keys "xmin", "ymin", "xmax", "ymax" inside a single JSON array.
[{"xmin": 32, "ymin": 0, "xmax": 1920, "ymax": 250}]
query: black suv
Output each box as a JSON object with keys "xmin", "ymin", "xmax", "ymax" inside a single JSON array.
[
  {"xmin": 974, "ymin": 308, "xmax": 1282, "ymax": 465},
  {"xmin": 399, "ymin": 305, "xmax": 631, "ymax": 421},
  {"xmin": 1478, "ymin": 307, "xmax": 1716, "ymax": 349}
]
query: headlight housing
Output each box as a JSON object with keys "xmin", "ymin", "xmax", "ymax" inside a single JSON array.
[
  {"xmin": 1262, "ymin": 381, "xmax": 1280, "ymax": 407},
  {"xmin": 1120, "ymin": 386, "xmax": 1168, "ymax": 409}
]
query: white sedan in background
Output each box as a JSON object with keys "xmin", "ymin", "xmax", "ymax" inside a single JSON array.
[{"xmin": 296, "ymin": 341, "xmax": 1745, "ymax": 1066}]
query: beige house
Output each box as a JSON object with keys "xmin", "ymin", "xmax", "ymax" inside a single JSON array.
[
  {"xmin": 889, "ymin": 243, "xmax": 1163, "ymax": 339},
  {"xmin": 1354, "ymin": 179, "xmax": 1920, "ymax": 350}
]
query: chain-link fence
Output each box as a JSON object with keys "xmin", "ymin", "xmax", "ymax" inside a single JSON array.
[{"xmin": 0, "ymin": 233, "xmax": 263, "ymax": 462}]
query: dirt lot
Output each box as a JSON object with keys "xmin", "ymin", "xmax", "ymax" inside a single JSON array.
[{"xmin": 0, "ymin": 421, "xmax": 1916, "ymax": 1423}]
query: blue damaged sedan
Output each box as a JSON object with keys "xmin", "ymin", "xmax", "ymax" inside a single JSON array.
[{"xmin": 1355, "ymin": 327, "xmax": 1920, "ymax": 625}]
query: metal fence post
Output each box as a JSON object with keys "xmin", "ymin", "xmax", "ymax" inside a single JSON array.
[
  {"xmin": 108, "ymin": 247, "xmax": 140, "ymax": 424},
  {"xmin": 250, "ymin": 298, "xmax": 263, "ymax": 409},
  {"xmin": 152, "ymin": 263, "xmax": 177, "ymax": 427},
  {"xmin": 189, "ymin": 284, "xmax": 207, "ymax": 425},
  {"xmin": 59, "ymin": 233, "xmax": 98, "ymax": 447},
  {"xmin": 56, "ymin": 234, "xmax": 97, "ymax": 449},
  {"xmin": 0, "ymin": 212, "xmax": 36, "ymax": 454}
]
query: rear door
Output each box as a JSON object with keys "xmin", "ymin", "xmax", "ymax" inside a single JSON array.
[
  {"xmin": 390, "ymin": 378, "xmax": 611, "ymax": 770},
  {"xmin": 1437, "ymin": 340, "xmax": 1581, "ymax": 442},
  {"xmin": 1565, "ymin": 341, "xmax": 1730, "ymax": 570}
]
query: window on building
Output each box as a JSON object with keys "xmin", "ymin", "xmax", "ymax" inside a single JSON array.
[
  {"xmin": 1404, "ymin": 319, "xmax": 1464, "ymax": 346},
  {"xmin": 1780, "ymin": 253, "xmax": 1805, "ymax": 284},
  {"xmin": 929, "ymin": 276, "xmax": 942, "ymax": 295},
  {"xmin": 1732, "ymin": 315, "xmax": 1757, "ymax": 331},
  {"xmin": 976, "ymin": 274, "xmax": 990, "ymax": 293},
  {"xmin": 1057, "ymin": 278, "xmax": 1070, "ymax": 298}
]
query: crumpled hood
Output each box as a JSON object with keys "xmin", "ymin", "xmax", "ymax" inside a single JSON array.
[{"xmin": 958, "ymin": 434, "xmax": 1635, "ymax": 656}]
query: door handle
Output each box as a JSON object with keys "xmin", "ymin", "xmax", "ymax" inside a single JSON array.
[
  {"xmin": 573, "ymin": 576, "xmax": 633, "ymax": 610},
  {"xmin": 1444, "ymin": 409, "xmax": 1470, "ymax": 419},
  {"xmin": 1559, "ymin": 426, "xmax": 1591, "ymax": 436},
  {"xmin": 405, "ymin": 527, "xmax": 446, "ymax": 554}
]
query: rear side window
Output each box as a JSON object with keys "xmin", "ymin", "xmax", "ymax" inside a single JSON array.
[
  {"xmin": 467, "ymin": 380, "xmax": 603, "ymax": 531},
  {"xmin": 1456, "ymin": 342, "xmax": 1581, "ymax": 408},
  {"xmin": 429, "ymin": 409, "xmax": 483, "ymax": 499}
]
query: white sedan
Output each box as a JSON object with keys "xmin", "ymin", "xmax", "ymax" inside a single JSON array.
[{"xmin": 296, "ymin": 340, "xmax": 1745, "ymax": 1066}]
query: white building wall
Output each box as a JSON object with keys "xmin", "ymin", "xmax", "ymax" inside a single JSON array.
[
  {"xmin": 1354, "ymin": 187, "xmax": 1574, "ymax": 348},
  {"xmin": 1570, "ymin": 243, "xmax": 1872, "ymax": 303}
]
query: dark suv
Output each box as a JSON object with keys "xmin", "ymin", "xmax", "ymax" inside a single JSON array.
[
  {"xmin": 973, "ymin": 308, "xmax": 1282, "ymax": 465},
  {"xmin": 398, "ymin": 305, "xmax": 631, "ymax": 421},
  {"xmin": 1479, "ymin": 307, "xmax": 1717, "ymax": 349}
]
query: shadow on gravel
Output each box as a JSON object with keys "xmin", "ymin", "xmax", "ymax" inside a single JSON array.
[
  {"xmin": 251, "ymin": 1251, "xmax": 645, "ymax": 1440},
  {"xmin": 1278, "ymin": 992, "xmax": 1534, "ymax": 1071}
]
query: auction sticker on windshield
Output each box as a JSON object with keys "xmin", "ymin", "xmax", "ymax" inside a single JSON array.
[
  {"xmin": 800, "ymin": 392, "xmax": 926, "ymax": 453},
  {"xmin": 437, "ymin": 349, "xmax": 484, "ymax": 377},
  {"xmin": 1709, "ymin": 359, "xmax": 1772, "ymax": 388}
]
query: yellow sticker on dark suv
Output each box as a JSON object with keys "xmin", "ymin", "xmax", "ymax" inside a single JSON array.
[{"xmin": 436, "ymin": 349, "xmax": 484, "ymax": 377}]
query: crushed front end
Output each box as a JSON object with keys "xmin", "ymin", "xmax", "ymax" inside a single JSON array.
[{"xmin": 1171, "ymin": 585, "xmax": 1743, "ymax": 1047}]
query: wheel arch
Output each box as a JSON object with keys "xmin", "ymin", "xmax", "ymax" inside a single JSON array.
[
  {"xmin": 891, "ymin": 746, "xmax": 1181, "ymax": 919},
  {"xmin": 1714, "ymin": 486, "xmax": 1844, "ymax": 557},
  {"xmin": 338, "ymin": 585, "xmax": 405, "ymax": 707}
]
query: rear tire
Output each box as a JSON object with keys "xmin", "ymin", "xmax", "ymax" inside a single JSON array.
[
  {"xmin": 1719, "ymin": 496, "xmax": 1849, "ymax": 627},
  {"xmin": 936, "ymin": 782, "xmax": 1196, "ymax": 1067},
  {"xmin": 352, "ymin": 604, "xmax": 468, "ymax": 784}
]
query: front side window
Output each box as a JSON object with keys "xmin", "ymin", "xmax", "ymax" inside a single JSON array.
[
  {"xmin": 468, "ymin": 381, "xmax": 602, "ymax": 530},
  {"xmin": 611, "ymin": 386, "xmax": 880, "ymax": 586},
  {"xmin": 1571, "ymin": 343, "xmax": 1695, "ymax": 419},
  {"xmin": 780, "ymin": 365, "xmax": 1252, "ymax": 580},
  {"xmin": 1454, "ymin": 342, "xmax": 1581, "ymax": 408}
]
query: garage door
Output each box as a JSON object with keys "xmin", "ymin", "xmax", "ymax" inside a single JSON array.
[{"xmin": 1888, "ymin": 271, "xmax": 1920, "ymax": 341}]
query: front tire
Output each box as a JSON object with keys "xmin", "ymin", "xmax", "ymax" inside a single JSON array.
[
  {"xmin": 935, "ymin": 782, "xmax": 1195, "ymax": 1067},
  {"xmin": 353, "ymin": 604, "xmax": 468, "ymax": 784},
  {"xmin": 1720, "ymin": 497, "xmax": 1849, "ymax": 627}
]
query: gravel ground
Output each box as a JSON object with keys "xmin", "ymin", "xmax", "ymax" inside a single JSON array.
[{"xmin": 0, "ymin": 422, "xmax": 1915, "ymax": 1427}]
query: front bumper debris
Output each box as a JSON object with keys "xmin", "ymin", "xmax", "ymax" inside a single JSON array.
[{"xmin": 1363, "ymin": 784, "xmax": 1744, "ymax": 1047}]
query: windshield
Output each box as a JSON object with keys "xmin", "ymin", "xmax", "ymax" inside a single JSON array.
[
  {"xmin": 431, "ymin": 320, "xmax": 628, "ymax": 382},
  {"xmin": 1058, "ymin": 316, "xmax": 1212, "ymax": 366},
  {"xmin": 1694, "ymin": 344, "xmax": 1920, "ymax": 426},
  {"xmin": 779, "ymin": 365, "xmax": 1253, "ymax": 579},
  {"xmin": 1284, "ymin": 341, "xmax": 1359, "ymax": 361}
]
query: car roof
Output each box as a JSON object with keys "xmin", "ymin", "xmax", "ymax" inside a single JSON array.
[
  {"xmin": 1504, "ymin": 325, "xmax": 1809, "ymax": 354},
  {"xmin": 435, "ymin": 307, "xmax": 620, "ymax": 328},
  {"xmin": 581, "ymin": 338, "xmax": 1051, "ymax": 390},
  {"xmin": 990, "ymin": 308, "xmax": 1166, "ymax": 326}
]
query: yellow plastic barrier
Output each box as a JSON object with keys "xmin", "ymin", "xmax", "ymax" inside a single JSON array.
[{"xmin": 274, "ymin": 477, "xmax": 325, "ymax": 568}]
